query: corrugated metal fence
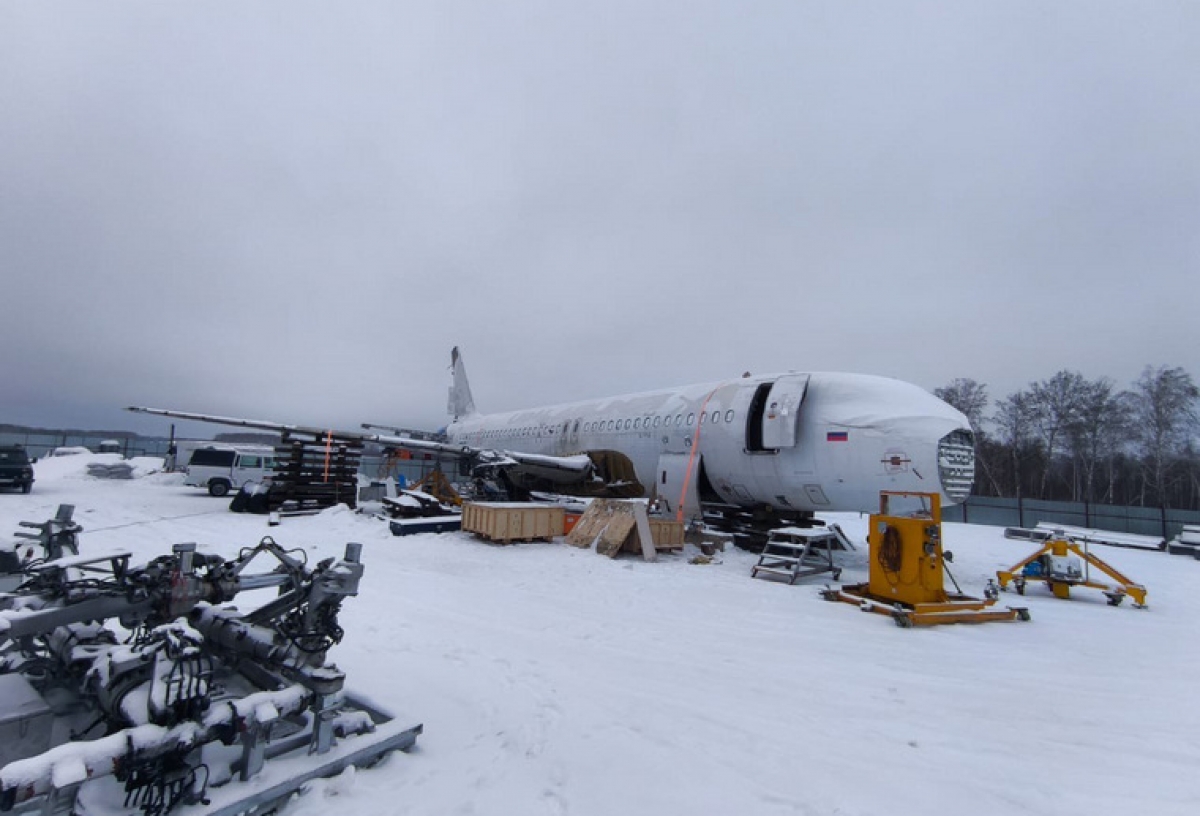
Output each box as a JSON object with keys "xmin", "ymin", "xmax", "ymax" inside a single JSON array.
[{"xmin": 942, "ymin": 496, "xmax": 1200, "ymax": 541}]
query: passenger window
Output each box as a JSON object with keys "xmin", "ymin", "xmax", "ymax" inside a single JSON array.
[
  {"xmin": 711, "ymin": 411, "xmax": 720, "ymax": 424},
  {"xmin": 725, "ymin": 410, "xmax": 735, "ymax": 423},
  {"xmin": 240, "ymin": 455, "xmax": 261, "ymax": 468},
  {"xmin": 675, "ymin": 414, "xmax": 683, "ymax": 426},
  {"xmin": 686, "ymin": 413, "xmax": 695, "ymax": 426},
  {"xmin": 634, "ymin": 418, "xmax": 641, "ymax": 429},
  {"xmin": 653, "ymin": 417, "xmax": 660, "ymax": 428}
]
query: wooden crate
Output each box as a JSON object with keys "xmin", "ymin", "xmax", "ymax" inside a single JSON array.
[
  {"xmin": 621, "ymin": 519, "xmax": 685, "ymax": 553},
  {"xmin": 461, "ymin": 502, "xmax": 565, "ymax": 544},
  {"xmin": 650, "ymin": 519, "xmax": 685, "ymax": 548}
]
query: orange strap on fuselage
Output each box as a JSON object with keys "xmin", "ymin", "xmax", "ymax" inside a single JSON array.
[
  {"xmin": 323, "ymin": 430, "xmax": 333, "ymax": 482},
  {"xmin": 676, "ymin": 388, "xmax": 720, "ymax": 523}
]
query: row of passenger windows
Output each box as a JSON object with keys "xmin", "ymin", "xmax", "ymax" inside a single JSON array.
[
  {"xmin": 472, "ymin": 409, "xmax": 737, "ymax": 440},
  {"xmin": 581, "ymin": 409, "xmax": 736, "ymax": 433}
]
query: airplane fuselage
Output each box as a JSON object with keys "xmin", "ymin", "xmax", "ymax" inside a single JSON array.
[{"xmin": 445, "ymin": 371, "xmax": 975, "ymax": 515}]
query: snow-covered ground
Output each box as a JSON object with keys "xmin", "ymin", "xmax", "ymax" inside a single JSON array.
[{"xmin": 3, "ymin": 454, "xmax": 1198, "ymax": 816}]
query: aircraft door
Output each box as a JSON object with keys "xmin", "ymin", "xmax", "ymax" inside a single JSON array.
[
  {"xmin": 656, "ymin": 452, "xmax": 701, "ymax": 522},
  {"xmin": 760, "ymin": 374, "xmax": 810, "ymax": 449}
]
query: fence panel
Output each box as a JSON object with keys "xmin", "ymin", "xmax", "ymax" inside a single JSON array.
[{"xmin": 948, "ymin": 496, "xmax": 1200, "ymax": 541}]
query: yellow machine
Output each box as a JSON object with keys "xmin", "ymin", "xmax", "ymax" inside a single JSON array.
[
  {"xmin": 823, "ymin": 491, "xmax": 1029, "ymax": 627},
  {"xmin": 996, "ymin": 535, "xmax": 1147, "ymax": 607},
  {"xmin": 406, "ymin": 468, "xmax": 463, "ymax": 507}
]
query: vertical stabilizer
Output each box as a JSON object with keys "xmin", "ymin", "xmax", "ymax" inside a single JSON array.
[{"xmin": 448, "ymin": 346, "xmax": 478, "ymax": 419}]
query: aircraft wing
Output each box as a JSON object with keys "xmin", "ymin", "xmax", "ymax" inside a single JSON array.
[{"xmin": 125, "ymin": 406, "xmax": 594, "ymax": 481}]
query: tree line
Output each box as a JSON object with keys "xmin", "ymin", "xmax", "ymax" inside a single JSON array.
[{"xmin": 935, "ymin": 366, "xmax": 1200, "ymax": 511}]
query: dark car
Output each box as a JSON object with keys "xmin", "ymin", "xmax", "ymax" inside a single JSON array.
[{"xmin": 0, "ymin": 446, "xmax": 34, "ymax": 493}]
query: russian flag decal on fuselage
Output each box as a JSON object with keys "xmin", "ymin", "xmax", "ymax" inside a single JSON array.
[{"xmin": 826, "ymin": 431, "xmax": 848, "ymax": 442}]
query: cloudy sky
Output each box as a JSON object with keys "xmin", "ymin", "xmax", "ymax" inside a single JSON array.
[{"xmin": 2, "ymin": 2, "xmax": 1197, "ymax": 440}]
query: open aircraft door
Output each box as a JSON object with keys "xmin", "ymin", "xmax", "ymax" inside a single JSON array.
[
  {"xmin": 656, "ymin": 452, "xmax": 701, "ymax": 522},
  {"xmin": 760, "ymin": 374, "xmax": 810, "ymax": 449}
]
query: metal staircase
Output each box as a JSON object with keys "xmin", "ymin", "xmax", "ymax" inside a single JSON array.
[{"xmin": 750, "ymin": 526, "xmax": 850, "ymax": 584}]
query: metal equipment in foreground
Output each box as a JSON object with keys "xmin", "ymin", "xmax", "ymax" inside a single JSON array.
[
  {"xmin": 12, "ymin": 504, "xmax": 81, "ymax": 561},
  {"xmin": 996, "ymin": 534, "xmax": 1147, "ymax": 607},
  {"xmin": 822, "ymin": 492, "xmax": 1029, "ymax": 627},
  {"xmin": 0, "ymin": 531, "xmax": 421, "ymax": 816}
]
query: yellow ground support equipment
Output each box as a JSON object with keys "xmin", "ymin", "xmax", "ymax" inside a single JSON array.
[
  {"xmin": 996, "ymin": 535, "xmax": 1147, "ymax": 607},
  {"xmin": 407, "ymin": 468, "xmax": 463, "ymax": 507},
  {"xmin": 822, "ymin": 491, "xmax": 1029, "ymax": 627}
]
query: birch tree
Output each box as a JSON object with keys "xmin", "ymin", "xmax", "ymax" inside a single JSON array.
[
  {"xmin": 1028, "ymin": 371, "xmax": 1087, "ymax": 498},
  {"xmin": 1129, "ymin": 365, "xmax": 1199, "ymax": 505}
]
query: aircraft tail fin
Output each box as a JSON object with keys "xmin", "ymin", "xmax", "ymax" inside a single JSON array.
[{"xmin": 448, "ymin": 346, "xmax": 478, "ymax": 419}]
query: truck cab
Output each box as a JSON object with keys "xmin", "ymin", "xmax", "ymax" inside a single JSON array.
[{"xmin": 0, "ymin": 446, "xmax": 34, "ymax": 494}]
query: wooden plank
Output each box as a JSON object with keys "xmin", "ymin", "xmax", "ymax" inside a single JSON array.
[
  {"xmin": 565, "ymin": 501, "xmax": 617, "ymax": 548},
  {"xmin": 595, "ymin": 515, "xmax": 636, "ymax": 557},
  {"xmin": 566, "ymin": 499, "xmax": 646, "ymax": 558},
  {"xmin": 632, "ymin": 503, "xmax": 657, "ymax": 562}
]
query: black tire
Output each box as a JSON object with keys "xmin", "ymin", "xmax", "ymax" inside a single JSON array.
[
  {"xmin": 20, "ymin": 483, "xmax": 31, "ymax": 494},
  {"xmin": 208, "ymin": 480, "xmax": 231, "ymax": 497}
]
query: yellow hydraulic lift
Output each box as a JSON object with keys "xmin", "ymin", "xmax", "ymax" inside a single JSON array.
[
  {"xmin": 996, "ymin": 534, "xmax": 1147, "ymax": 607},
  {"xmin": 823, "ymin": 491, "xmax": 1029, "ymax": 627}
]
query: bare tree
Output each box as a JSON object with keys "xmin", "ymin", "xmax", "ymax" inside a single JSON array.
[
  {"xmin": 1129, "ymin": 365, "xmax": 1199, "ymax": 505},
  {"xmin": 1066, "ymin": 377, "xmax": 1131, "ymax": 503},
  {"xmin": 934, "ymin": 378, "xmax": 990, "ymax": 436},
  {"xmin": 1027, "ymin": 371, "xmax": 1087, "ymax": 498},
  {"xmin": 993, "ymin": 390, "xmax": 1037, "ymax": 498}
]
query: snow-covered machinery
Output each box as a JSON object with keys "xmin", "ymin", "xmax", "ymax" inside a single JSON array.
[
  {"xmin": 0, "ymin": 532, "xmax": 421, "ymax": 816},
  {"xmin": 996, "ymin": 533, "xmax": 1148, "ymax": 607}
]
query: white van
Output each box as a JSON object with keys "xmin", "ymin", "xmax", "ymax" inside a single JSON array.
[{"xmin": 184, "ymin": 445, "xmax": 278, "ymax": 497}]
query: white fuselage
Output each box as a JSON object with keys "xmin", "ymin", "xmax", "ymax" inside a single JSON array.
[{"xmin": 445, "ymin": 371, "xmax": 974, "ymax": 514}]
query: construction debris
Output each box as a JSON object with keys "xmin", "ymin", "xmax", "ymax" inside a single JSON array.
[
  {"xmin": 85, "ymin": 461, "xmax": 136, "ymax": 479},
  {"xmin": 1166, "ymin": 525, "xmax": 1200, "ymax": 558}
]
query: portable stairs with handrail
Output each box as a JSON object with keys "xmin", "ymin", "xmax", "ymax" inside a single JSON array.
[{"xmin": 751, "ymin": 526, "xmax": 849, "ymax": 585}]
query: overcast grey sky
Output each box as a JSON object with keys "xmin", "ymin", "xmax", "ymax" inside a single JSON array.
[{"xmin": 2, "ymin": 1, "xmax": 1197, "ymax": 440}]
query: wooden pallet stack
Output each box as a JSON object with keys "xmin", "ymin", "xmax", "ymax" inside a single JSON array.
[{"xmin": 267, "ymin": 430, "xmax": 363, "ymax": 513}]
